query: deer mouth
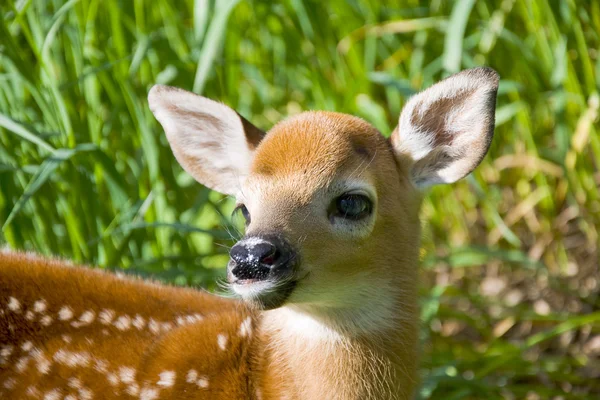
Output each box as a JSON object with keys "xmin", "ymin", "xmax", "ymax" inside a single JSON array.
[
  {"xmin": 230, "ymin": 276, "xmax": 299, "ymax": 310},
  {"xmin": 228, "ymin": 256, "xmax": 300, "ymax": 310}
]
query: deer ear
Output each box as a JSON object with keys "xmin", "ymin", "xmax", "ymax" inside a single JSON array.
[
  {"xmin": 390, "ymin": 67, "xmax": 499, "ymax": 189},
  {"xmin": 148, "ymin": 85, "xmax": 265, "ymax": 196}
]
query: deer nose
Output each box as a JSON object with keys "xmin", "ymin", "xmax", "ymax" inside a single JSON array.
[{"xmin": 228, "ymin": 235, "xmax": 291, "ymax": 282}]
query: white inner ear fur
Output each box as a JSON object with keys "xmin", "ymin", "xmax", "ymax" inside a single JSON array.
[
  {"xmin": 148, "ymin": 85, "xmax": 259, "ymax": 196},
  {"xmin": 393, "ymin": 67, "xmax": 499, "ymax": 188}
]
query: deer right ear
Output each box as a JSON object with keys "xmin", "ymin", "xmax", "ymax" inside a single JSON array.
[
  {"xmin": 148, "ymin": 85, "xmax": 265, "ymax": 196},
  {"xmin": 390, "ymin": 67, "xmax": 499, "ymax": 189}
]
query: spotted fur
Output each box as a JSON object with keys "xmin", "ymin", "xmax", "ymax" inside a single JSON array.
[{"xmin": 0, "ymin": 252, "xmax": 253, "ymax": 399}]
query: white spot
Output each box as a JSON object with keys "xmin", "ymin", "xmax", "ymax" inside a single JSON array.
[
  {"xmin": 148, "ymin": 318, "xmax": 160, "ymax": 335},
  {"xmin": 193, "ymin": 313, "xmax": 204, "ymax": 322},
  {"xmin": 43, "ymin": 389, "xmax": 62, "ymax": 400},
  {"xmin": 25, "ymin": 311, "xmax": 35, "ymax": 321},
  {"xmin": 119, "ymin": 366, "xmax": 136, "ymax": 384},
  {"xmin": 79, "ymin": 310, "xmax": 96, "ymax": 324},
  {"xmin": 72, "ymin": 310, "xmax": 95, "ymax": 328},
  {"xmin": 239, "ymin": 316, "xmax": 252, "ymax": 337},
  {"xmin": 70, "ymin": 352, "xmax": 90, "ymax": 367},
  {"xmin": 197, "ymin": 376, "xmax": 209, "ymax": 388},
  {"xmin": 187, "ymin": 314, "xmax": 204, "ymax": 324},
  {"xmin": 64, "ymin": 395, "xmax": 77, "ymax": 400},
  {"xmin": 40, "ymin": 315, "xmax": 53, "ymax": 326},
  {"xmin": 106, "ymin": 372, "xmax": 119, "ymax": 386},
  {"xmin": 58, "ymin": 306, "xmax": 74, "ymax": 321},
  {"xmin": 16, "ymin": 355, "xmax": 31, "ymax": 372},
  {"xmin": 186, "ymin": 369, "xmax": 198, "ymax": 383},
  {"xmin": 78, "ymin": 387, "xmax": 93, "ymax": 400},
  {"xmin": 21, "ymin": 341, "xmax": 34, "ymax": 352},
  {"xmin": 94, "ymin": 359, "xmax": 108, "ymax": 373},
  {"xmin": 26, "ymin": 386, "xmax": 40, "ymax": 397},
  {"xmin": 139, "ymin": 387, "xmax": 159, "ymax": 400},
  {"xmin": 53, "ymin": 349, "xmax": 90, "ymax": 368},
  {"xmin": 132, "ymin": 315, "xmax": 145, "ymax": 330},
  {"xmin": 114, "ymin": 315, "xmax": 131, "ymax": 331},
  {"xmin": 157, "ymin": 370, "xmax": 176, "ymax": 387},
  {"xmin": 3, "ymin": 377, "xmax": 16, "ymax": 389},
  {"xmin": 33, "ymin": 299, "xmax": 47, "ymax": 313},
  {"xmin": 68, "ymin": 377, "xmax": 82, "ymax": 389},
  {"xmin": 217, "ymin": 333, "xmax": 228, "ymax": 350},
  {"xmin": 8, "ymin": 297, "xmax": 21, "ymax": 313},
  {"xmin": 36, "ymin": 355, "xmax": 51, "ymax": 374},
  {"xmin": 0, "ymin": 344, "xmax": 14, "ymax": 365},
  {"xmin": 160, "ymin": 322, "xmax": 173, "ymax": 333},
  {"xmin": 1, "ymin": 345, "xmax": 14, "ymax": 358},
  {"xmin": 99, "ymin": 309, "xmax": 115, "ymax": 325},
  {"xmin": 178, "ymin": 314, "xmax": 204, "ymax": 326},
  {"xmin": 102, "ymin": 329, "xmax": 109, "ymax": 336},
  {"xmin": 53, "ymin": 349, "xmax": 67, "ymax": 363},
  {"xmin": 62, "ymin": 334, "xmax": 72, "ymax": 343},
  {"xmin": 126, "ymin": 383, "xmax": 140, "ymax": 396}
]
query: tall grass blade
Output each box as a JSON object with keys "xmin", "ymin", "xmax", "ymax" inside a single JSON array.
[{"xmin": 443, "ymin": 0, "xmax": 476, "ymax": 73}]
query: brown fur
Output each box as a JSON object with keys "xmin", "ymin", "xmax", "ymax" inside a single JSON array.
[
  {"xmin": 244, "ymin": 112, "xmax": 421, "ymax": 399},
  {"xmin": 2, "ymin": 68, "xmax": 498, "ymax": 399},
  {"xmin": 0, "ymin": 109, "xmax": 421, "ymax": 399},
  {"xmin": 0, "ymin": 251, "xmax": 255, "ymax": 399}
]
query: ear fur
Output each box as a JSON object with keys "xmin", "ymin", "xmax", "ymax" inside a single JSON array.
[
  {"xmin": 390, "ymin": 67, "xmax": 499, "ymax": 188},
  {"xmin": 148, "ymin": 85, "xmax": 265, "ymax": 196}
]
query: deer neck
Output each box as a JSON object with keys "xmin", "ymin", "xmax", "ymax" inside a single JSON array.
[{"xmin": 250, "ymin": 265, "xmax": 419, "ymax": 400}]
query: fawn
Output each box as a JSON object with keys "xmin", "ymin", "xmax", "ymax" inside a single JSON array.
[{"xmin": 0, "ymin": 67, "xmax": 499, "ymax": 399}]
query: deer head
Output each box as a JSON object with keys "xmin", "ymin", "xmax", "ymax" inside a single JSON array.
[{"xmin": 148, "ymin": 67, "xmax": 499, "ymax": 334}]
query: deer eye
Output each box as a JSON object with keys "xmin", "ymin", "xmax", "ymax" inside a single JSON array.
[
  {"xmin": 233, "ymin": 204, "xmax": 251, "ymax": 225},
  {"xmin": 332, "ymin": 194, "xmax": 373, "ymax": 221}
]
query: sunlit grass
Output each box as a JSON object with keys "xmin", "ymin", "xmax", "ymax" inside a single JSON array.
[{"xmin": 1, "ymin": 0, "xmax": 598, "ymax": 398}]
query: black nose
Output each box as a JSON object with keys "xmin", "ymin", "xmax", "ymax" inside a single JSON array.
[{"xmin": 228, "ymin": 235, "xmax": 293, "ymax": 282}]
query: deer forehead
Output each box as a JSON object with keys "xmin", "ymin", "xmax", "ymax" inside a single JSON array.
[{"xmin": 244, "ymin": 111, "xmax": 389, "ymax": 202}]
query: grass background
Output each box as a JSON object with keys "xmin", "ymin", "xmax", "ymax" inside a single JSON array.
[{"xmin": 1, "ymin": 0, "xmax": 599, "ymax": 398}]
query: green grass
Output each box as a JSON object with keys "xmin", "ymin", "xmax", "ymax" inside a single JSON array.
[{"xmin": 1, "ymin": 0, "xmax": 599, "ymax": 398}]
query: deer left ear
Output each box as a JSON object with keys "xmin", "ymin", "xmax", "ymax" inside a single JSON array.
[
  {"xmin": 148, "ymin": 85, "xmax": 265, "ymax": 196},
  {"xmin": 390, "ymin": 67, "xmax": 499, "ymax": 189}
]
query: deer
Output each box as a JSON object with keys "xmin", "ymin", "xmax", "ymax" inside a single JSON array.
[{"xmin": 0, "ymin": 67, "xmax": 499, "ymax": 399}]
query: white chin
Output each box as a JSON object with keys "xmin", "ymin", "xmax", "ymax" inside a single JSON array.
[{"xmin": 232, "ymin": 280, "xmax": 276, "ymax": 298}]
